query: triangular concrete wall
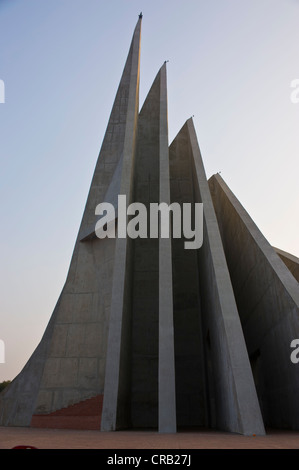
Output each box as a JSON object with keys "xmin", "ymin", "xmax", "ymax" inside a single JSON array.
[
  {"xmin": 169, "ymin": 120, "xmax": 265, "ymax": 435},
  {"xmin": 0, "ymin": 17, "xmax": 142, "ymax": 427},
  {"xmin": 102, "ymin": 63, "xmax": 177, "ymax": 433},
  {"xmin": 209, "ymin": 173, "xmax": 299, "ymax": 429},
  {"xmin": 275, "ymin": 247, "xmax": 299, "ymax": 283}
]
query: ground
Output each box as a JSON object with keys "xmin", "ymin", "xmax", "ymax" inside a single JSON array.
[{"xmin": 0, "ymin": 427, "xmax": 299, "ymax": 449}]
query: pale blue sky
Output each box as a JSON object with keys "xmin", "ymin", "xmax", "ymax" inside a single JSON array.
[{"xmin": 0, "ymin": 0, "xmax": 298, "ymax": 381}]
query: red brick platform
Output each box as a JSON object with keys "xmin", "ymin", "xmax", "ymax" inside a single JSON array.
[
  {"xmin": 31, "ymin": 395, "xmax": 103, "ymax": 430},
  {"xmin": 1, "ymin": 427, "xmax": 299, "ymax": 449}
]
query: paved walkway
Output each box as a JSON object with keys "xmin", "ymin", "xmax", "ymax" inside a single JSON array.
[{"xmin": 0, "ymin": 427, "xmax": 299, "ymax": 449}]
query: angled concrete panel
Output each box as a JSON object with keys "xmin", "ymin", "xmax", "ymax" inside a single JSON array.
[
  {"xmin": 209, "ymin": 173, "xmax": 299, "ymax": 429},
  {"xmin": 129, "ymin": 63, "xmax": 176, "ymax": 432},
  {"xmin": 169, "ymin": 123, "xmax": 208, "ymax": 429},
  {"xmin": 0, "ymin": 17, "xmax": 142, "ymax": 428},
  {"xmin": 129, "ymin": 67, "xmax": 161, "ymax": 429},
  {"xmin": 0, "ymin": 294, "xmax": 62, "ymax": 426},
  {"xmin": 274, "ymin": 247, "xmax": 299, "ymax": 283},
  {"xmin": 99, "ymin": 17, "xmax": 142, "ymax": 431},
  {"xmin": 171, "ymin": 119, "xmax": 265, "ymax": 435}
]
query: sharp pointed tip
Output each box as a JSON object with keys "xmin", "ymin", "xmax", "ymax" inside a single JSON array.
[
  {"xmin": 186, "ymin": 116, "xmax": 196, "ymax": 131},
  {"xmin": 138, "ymin": 12, "xmax": 143, "ymax": 19},
  {"xmin": 161, "ymin": 60, "xmax": 169, "ymax": 72}
]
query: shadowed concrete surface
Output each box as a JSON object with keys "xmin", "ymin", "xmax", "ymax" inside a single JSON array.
[
  {"xmin": 209, "ymin": 173, "xmax": 299, "ymax": 430},
  {"xmin": 169, "ymin": 120, "xmax": 265, "ymax": 436},
  {"xmin": 1, "ymin": 427, "xmax": 299, "ymax": 449},
  {"xmin": 129, "ymin": 63, "xmax": 161, "ymax": 431},
  {"xmin": 275, "ymin": 247, "xmax": 299, "ymax": 283},
  {"xmin": 169, "ymin": 123, "xmax": 208, "ymax": 429},
  {"xmin": 129, "ymin": 63, "xmax": 176, "ymax": 433}
]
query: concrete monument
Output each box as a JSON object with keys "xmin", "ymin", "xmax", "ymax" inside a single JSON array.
[{"xmin": 1, "ymin": 16, "xmax": 298, "ymax": 435}]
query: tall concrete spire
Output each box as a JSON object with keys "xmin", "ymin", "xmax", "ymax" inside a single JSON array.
[
  {"xmin": 128, "ymin": 65, "xmax": 165, "ymax": 431},
  {"xmin": 157, "ymin": 63, "xmax": 177, "ymax": 433},
  {"xmin": 101, "ymin": 62, "xmax": 177, "ymax": 432},
  {"xmin": 100, "ymin": 16, "xmax": 142, "ymax": 432},
  {"xmin": 169, "ymin": 119, "xmax": 265, "ymax": 435},
  {"xmin": 0, "ymin": 17, "xmax": 142, "ymax": 429},
  {"xmin": 80, "ymin": 15, "xmax": 142, "ymax": 240}
]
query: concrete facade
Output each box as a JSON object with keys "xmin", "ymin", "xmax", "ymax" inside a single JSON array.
[
  {"xmin": 209, "ymin": 174, "xmax": 299, "ymax": 429},
  {"xmin": 100, "ymin": 16, "xmax": 141, "ymax": 432},
  {"xmin": 275, "ymin": 247, "xmax": 299, "ymax": 283},
  {"xmin": 128, "ymin": 63, "xmax": 176, "ymax": 433},
  {"xmin": 1, "ymin": 16, "xmax": 298, "ymax": 435},
  {"xmin": 169, "ymin": 121, "xmax": 265, "ymax": 435},
  {"xmin": 129, "ymin": 66, "xmax": 161, "ymax": 430},
  {"xmin": 0, "ymin": 17, "xmax": 142, "ymax": 428}
]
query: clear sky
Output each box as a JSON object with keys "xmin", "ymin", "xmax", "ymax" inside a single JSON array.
[{"xmin": 0, "ymin": 0, "xmax": 298, "ymax": 381}]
